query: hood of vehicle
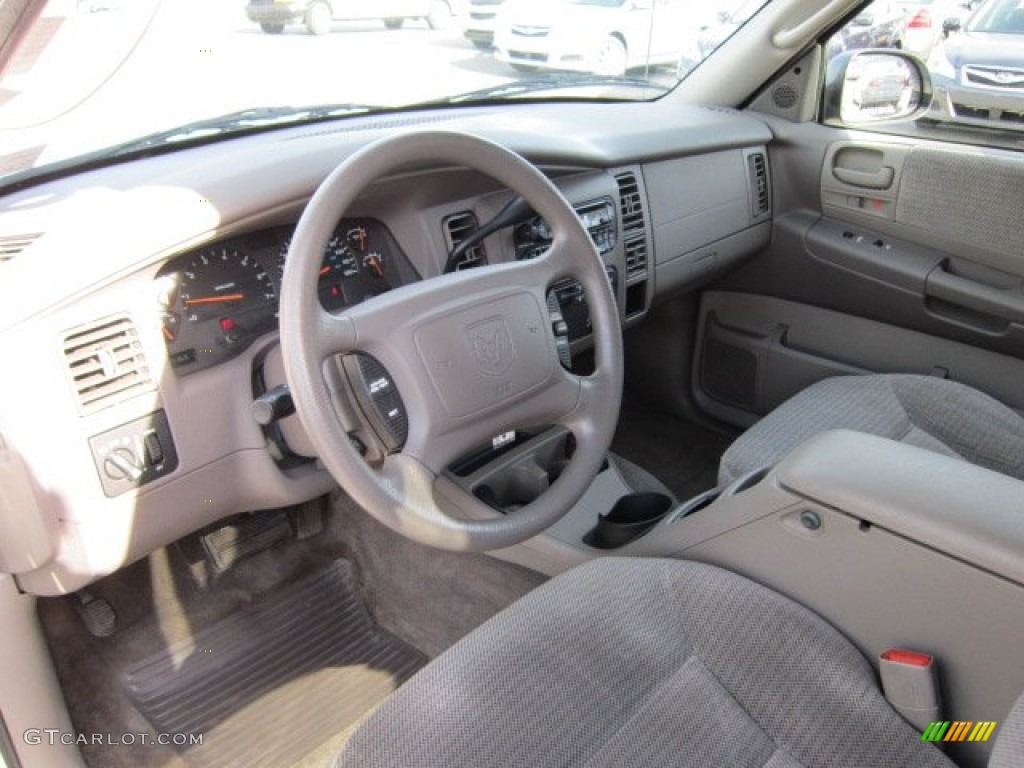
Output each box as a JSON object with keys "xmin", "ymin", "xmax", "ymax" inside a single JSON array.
[
  {"xmin": 941, "ymin": 31, "xmax": 1024, "ymax": 70},
  {"xmin": 500, "ymin": 2, "xmax": 619, "ymax": 33}
]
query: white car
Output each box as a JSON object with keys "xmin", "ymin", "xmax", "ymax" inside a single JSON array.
[
  {"xmin": 464, "ymin": 0, "xmax": 505, "ymax": 49},
  {"xmin": 493, "ymin": 0, "xmax": 688, "ymax": 76}
]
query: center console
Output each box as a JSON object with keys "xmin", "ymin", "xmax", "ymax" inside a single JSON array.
[{"xmin": 479, "ymin": 428, "xmax": 1024, "ymax": 768}]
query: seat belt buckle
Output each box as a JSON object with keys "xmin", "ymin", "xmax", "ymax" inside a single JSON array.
[{"xmin": 879, "ymin": 648, "xmax": 942, "ymax": 734}]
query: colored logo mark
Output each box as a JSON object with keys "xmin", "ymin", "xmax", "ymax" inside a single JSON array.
[{"xmin": 921, "ymin": 721, "xmax": 997, "ymax": 743}]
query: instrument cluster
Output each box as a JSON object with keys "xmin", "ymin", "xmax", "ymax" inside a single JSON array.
[{"xmin": 154, "ymin": 218, "xmax": 413, "ymax": 374}]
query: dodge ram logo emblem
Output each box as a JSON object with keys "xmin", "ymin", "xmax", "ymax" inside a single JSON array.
[{"xmin": 467, "ymin": 317, "xmax": 515, "ymax": 376}]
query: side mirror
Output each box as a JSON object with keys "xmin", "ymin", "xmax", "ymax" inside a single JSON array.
[
  {"xmin": 823, "ymin": 50, "xmax": 933, "ymax": 125},
  {"xmin": 942, "ymin": 17, "xmax": 962, "ymax": 35}
]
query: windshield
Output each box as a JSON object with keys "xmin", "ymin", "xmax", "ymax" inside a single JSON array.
[
  {"xmin": 0, "ymin": 0, "xmax": 767, "ymax": 185},
  {"xmin": 968, "ymin": 0, "xmax": 1024, "ymax": 34}
]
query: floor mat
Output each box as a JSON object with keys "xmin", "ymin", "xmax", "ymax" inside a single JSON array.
[
  {"xmin": 122, "ymin": 560, "xmax": 425, "ymax": 768},
  {"xmin": 611, "ymin": 390, "xmax": 734, "ymax": 501}
]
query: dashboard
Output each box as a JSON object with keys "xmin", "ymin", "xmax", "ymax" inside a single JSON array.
[
  {"xmin": 0, "ymin": 100, "xmax": 774, "ymax": 596},
  {"xmin": 155, "ymin": 219, "xmax": 417, "ymax": 374}
]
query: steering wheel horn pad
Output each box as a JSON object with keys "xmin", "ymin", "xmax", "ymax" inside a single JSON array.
[{"xmin": 414, "ymin": 289, "xmax": 557, "ymax": 418}]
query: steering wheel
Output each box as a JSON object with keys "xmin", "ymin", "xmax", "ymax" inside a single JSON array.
[{"xmin": 279, "ymin": 131, "xmax": 622, "ymax": 552}]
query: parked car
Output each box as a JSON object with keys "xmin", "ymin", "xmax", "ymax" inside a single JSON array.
[
  {"xmin": 245, "ymin": 0, "xmax": 459, "ymax": 35},
  {"xmin": 464, "ymin": 0, "xmax": 505, "ymax": 49},
  {"xmin": 926, "ymin": 0, "xmax": 1024, "ymax": 128},
  {"xmin": 493, "ymin": 0, "xmax": 688, "ymax": 76},
  {"xmin": 894, "ymin": 0, "xmax": 974, "ymax": 56},
  {"xmin": 841, "ymin": 0, "xmax": 907, "ymax": 49},
  {"xmin": 848, "ymin": 53, "xmax": 917, "ymax": 111},
  {"xmin": 695, "ymin": 0, "xmax": 770, "ymax": 59}
]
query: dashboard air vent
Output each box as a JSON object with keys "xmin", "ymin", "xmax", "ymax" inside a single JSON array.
[
  {"xmin": 0, "ymin": 233, "xmax": 41, "ymax": 263},
  {"xmin": 443, "ymin": 211, "xmax": 486, "ymax": 270},
  {"xmin": 615, "ymin": 172, "xmax": 649, "ymax": 278},
  {"xmin": 63, "ymin": 315, "xmax": 153, "ymax": 415},
  {"xmin": 747, "ymin": 151, "xmax": 770, "ymax": 219}
]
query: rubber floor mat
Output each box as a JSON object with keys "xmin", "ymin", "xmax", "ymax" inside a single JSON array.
[{"xmin": 122, "ymin": 560, "xmax": 425, "ymax": 768}]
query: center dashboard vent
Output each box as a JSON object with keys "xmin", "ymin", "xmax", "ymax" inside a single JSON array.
[
  {"xmin": 615, "ymin": 171, "xmax": 649, "ymax": 278},
  {"xmin": 63, "ymin": 315, "xmax": 154, "ymax": 415},
  {"xmin": 442, "ymin": 211, "xmax": 487, "ymax": 270}
]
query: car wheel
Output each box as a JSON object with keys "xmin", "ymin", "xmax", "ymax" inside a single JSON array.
[
  {"xmin": 260, "ymin": 23, "xmax": 285, "ymax": 34},
  {"xmin": 305, "ymin": 1, "xmax": 332, "ymax": 35},
  {"xmin": 426, "ymin": 0, "xmax": 452, "ymax": 30},
  {"xmin": 384, "ymin": 17, "xmax": 403, "ymax": 30},
  {"xmin": 596, "ymin": 35, "xmax": 627, "ymax": 77}
]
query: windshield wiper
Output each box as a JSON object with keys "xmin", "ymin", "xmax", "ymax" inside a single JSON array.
[
  {"xmin": 108, "ymin": 103, "xmax": 384, "ymax": 155},
  {"xmin": 433, "ymin": 73, "xmax": 667, "ymax": 105}
]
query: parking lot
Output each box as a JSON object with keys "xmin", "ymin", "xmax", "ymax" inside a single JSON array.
[{"xmin": 0, "ymin": 0, "xmax": 526, "ymax": 172}]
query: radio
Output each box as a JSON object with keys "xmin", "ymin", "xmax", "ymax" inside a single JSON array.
[{"xmin": 514, "ymin": 197, "xmax": 617, "ymax": 261}]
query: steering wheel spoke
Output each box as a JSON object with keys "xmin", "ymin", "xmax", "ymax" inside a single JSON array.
[
  {"xmin": 538, "ymin": 235, "xmax": 581, "ymax": 282},
  {"xmin": 314, "ymin": 308, "xmax": 359, "ymax": 357}
]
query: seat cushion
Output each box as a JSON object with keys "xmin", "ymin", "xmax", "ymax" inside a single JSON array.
[
  {"xmin": 336, "ymin": 558, "xmax": 952, "ymax": 768},
  {"xmin": 719, "ymin": 374, "xmax": 1024, "ymax": 485},
  {"xmin": 991, "ymin": 690, "xmax": 1024, "ymax": 768}
]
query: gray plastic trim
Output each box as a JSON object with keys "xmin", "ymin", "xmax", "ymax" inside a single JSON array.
[{"xmin": 776, "ymin": 430, "xmax": 1024, "ymax": 584}]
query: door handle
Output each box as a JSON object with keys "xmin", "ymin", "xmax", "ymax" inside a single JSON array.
[{"xmin": 832, "ymin": 166, "xmax": 895, "ymax": 190}]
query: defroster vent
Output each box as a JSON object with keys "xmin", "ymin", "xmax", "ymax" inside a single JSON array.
[
  {"xmin": 443, "ymin": 211, "xmax": 486, "ymax": 270},
  {"xmin": 615, "ymin": 172, "xmax": 649, "ymax": 278},
  {"xmin": 63, "ymin": 315, "xmax": 154, "ymax": 415}
]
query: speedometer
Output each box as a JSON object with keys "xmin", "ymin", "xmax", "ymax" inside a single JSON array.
[
  {"xmin": 180, "ymin": 246, "xmax": 276, "ymax": 327},
  {"xmin": 161, "ymin": 245, "xmax": 278, "ymax": 372}
]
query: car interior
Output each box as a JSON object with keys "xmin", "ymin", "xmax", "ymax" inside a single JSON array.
[{"xmin": 2, "ymin": 0, "xmax": 1024, "ymax": 766}]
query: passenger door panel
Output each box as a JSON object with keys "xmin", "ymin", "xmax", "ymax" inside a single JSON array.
[{"xmin": 694, "ymin": 119, "xmax": 1024, "ymax": 427}]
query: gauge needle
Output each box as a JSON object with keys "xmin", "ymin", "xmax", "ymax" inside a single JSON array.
[
  {"xmin": 320, "ymin": 265, "xmax": 332, "ymax": 276},
  {"xmin": 162, "ymin": 326, "xmax": 175, "ymax": 341},
  {"xmin": 184, "ymin": 293, "xmax": 245, "ymax": 306},
  {"xmin": 366, "ymin": 255, "xmax": 384, "ymax": 278}
]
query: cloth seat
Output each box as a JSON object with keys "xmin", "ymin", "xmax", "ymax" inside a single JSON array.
[
  {"xmin": 718, "ymin": 374, "xmax": 1024, "ymax": 486},
  {"xmin": 336, "ymin": 558, "xmax": 959, "ymax": 768}
]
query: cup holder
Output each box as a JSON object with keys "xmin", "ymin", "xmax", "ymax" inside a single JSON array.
[
  {"xmin": 584, "ymin": 492, "xmax": 672, "ymax": 550},
  {"xmin": 474, "ymin": 463, "xmax": 551, "ymax": 513}
]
